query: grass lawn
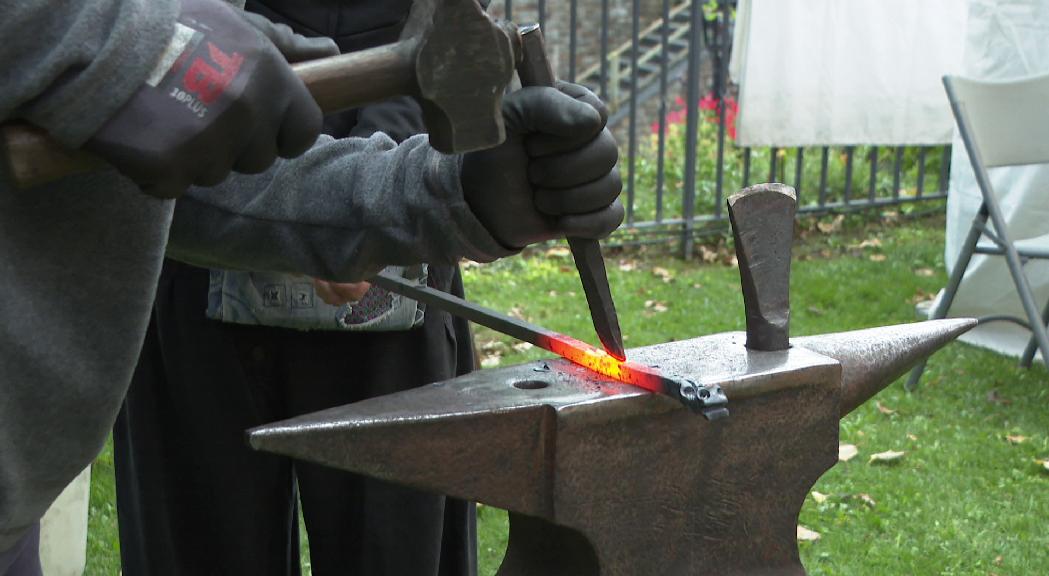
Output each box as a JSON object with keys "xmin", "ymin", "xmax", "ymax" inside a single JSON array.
[{"xmin": 86, "ymin": 212, "xmax": 1049, "ymax": 574}]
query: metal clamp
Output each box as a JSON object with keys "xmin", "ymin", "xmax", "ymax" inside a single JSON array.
[{"xmin": 666, "ymin": 378, "xmax": 729, "ymax": 420}]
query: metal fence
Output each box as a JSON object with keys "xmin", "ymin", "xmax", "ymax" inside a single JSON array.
[{"xmin": 489, "ymin": 0, "xmax": 951, "ymax": 256}]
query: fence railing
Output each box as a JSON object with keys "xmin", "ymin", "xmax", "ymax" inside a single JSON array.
[{"xmin": 488, "ymin": 0, "xmax": 951, "ymax": 256}]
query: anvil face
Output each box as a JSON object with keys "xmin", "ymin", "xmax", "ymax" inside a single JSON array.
[
  {"xmin": 252, "ymin": 333, "xmax": 844, "ymax": 575},
  {"xmin": 250, "ymin": 319, "xmax": 974, "ymax": 575}
]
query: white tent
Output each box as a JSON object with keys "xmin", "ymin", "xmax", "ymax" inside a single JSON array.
[
  {"xmin": 731, "ymin": 0, "xmax": 1049, "ymax": 360},
  {"xmin": 939, "ymin": 0, "xmax": 1049, "ymax": 360}
]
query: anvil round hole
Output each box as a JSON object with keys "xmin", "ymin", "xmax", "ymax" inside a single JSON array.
[{"xmin": 513, "ymin": 380, "xmax": 550, "ymax": 390}]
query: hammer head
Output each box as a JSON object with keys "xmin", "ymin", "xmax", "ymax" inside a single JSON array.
[{"xmin": 405, "ymin": 0, "xmax": 518, "ymax": 153}]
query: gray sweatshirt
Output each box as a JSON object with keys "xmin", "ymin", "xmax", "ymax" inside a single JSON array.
[{"xmin": 0, "ymin": 0, "xmax": 510, "ymax": 554}]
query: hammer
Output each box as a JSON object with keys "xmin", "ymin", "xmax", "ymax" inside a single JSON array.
[{"xmin": 1, "ymin": 0, "xmax": 520, "ymax": 188}]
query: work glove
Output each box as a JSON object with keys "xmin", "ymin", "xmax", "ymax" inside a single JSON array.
[
  {"xmin": 461, "ymin": 82, "xmax": 624, "ymax": 249},
  {"xmin": 85, "ymin": 0, "xmax": 339, "ymax": 198}
]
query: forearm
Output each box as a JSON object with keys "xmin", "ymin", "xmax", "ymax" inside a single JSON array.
[
  {"xmin": 0, "ymin": 0, "xmax": 179, "ymax": 146},
  {"xmin": 167, "ymin": 133, "xmax": 514, "ymax": 281}
]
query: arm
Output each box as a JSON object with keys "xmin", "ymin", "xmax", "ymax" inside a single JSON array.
[
  {"xmin": 167, "ymin": 132, "xmax": 515, "ymax": 282},
  {"xmin": 0, "ymin": 0, "xmax": 179, "ymax": 146}
]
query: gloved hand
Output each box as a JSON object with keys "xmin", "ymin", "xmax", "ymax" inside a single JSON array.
[
  {"xmin": 85, "ymin": 0, "xmax": 339, "ymax": 198},
  {"xmin": 461, "ymin": 82, "xmax": 624, "ymax": 249}
]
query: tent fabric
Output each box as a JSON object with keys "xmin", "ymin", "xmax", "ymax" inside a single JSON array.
[
  {"xmin": 937, "ymin": 0, "xmax": 1049, "ymax": 360},
  {"xmin": 730, "ymin": 0, "xmax": 968, "ymax": 147}
]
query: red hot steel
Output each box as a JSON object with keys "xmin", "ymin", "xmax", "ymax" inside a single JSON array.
[{"xmin": 371, "ymin": 272, "xmax": 728, "ymax": 417}]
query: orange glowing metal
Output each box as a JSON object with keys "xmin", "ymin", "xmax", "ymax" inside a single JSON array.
[
  {"xmin": 371, "ymin": 271, "xmax": 727, "ymax": 415},
  {"xmin": 538, "ymin": 333, "xmax": 668, "ymax": 395}
]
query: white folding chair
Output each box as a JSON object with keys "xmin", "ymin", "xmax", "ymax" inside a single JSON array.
[{"xmin": 907, "ymin": 73, "xmax": 1049, "ymax": 390}]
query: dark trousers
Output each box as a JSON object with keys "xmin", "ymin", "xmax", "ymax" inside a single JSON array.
[
  {"xmin": 113, "ymin": 260, "xmax": 477, "ymax": 576},
  {"xmin": 0, "ymin": 524, "xmax": 40, "ymax": 576}
]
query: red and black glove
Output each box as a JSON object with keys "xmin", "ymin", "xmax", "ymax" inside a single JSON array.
[{"xmin": 87, "ymin": 0, "xmax": 338, "ymax": 198}]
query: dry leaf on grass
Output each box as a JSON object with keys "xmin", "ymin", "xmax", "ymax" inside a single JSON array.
[
  {"xmin": 796, "ymin": 525, "xmax": 821, "ymax": 542},
  {"xmin": 907, "ymin": 433, "xmax": 919, "ymax": 441},
  {"xmin": 618, "ymin": 261, "xmax": 637, "ymax": 272},
  {"xmin": 838, "ymin": 444, "xmax": 859, "ymax": 462},
  {"xmin": 869, "ymin": 254, "xmax": 887, "ymax": 262},
  {"xmin": 810, "ymin": 491, "xmax": 828, "ymax": 504},
  {"xmin": 644, "ymin": 300, "xmax": 669, "ymax": 313},
  {"xmin": 987, "ymin": 389, "xmax": 1012, "ymax": 405},
  {"xmin": 857, "ymin": 493, "xmax": 877, "ymax": 508},
  {"xmin": 698, "ymin": 245, "xmax": 719, "ymax": 263},
  {"xmin": 508, "ymin": 306, "xmax": 527, "ymax": 320},
  {"xmin": 848, "ymin": 238, "xmax": 882, "ymax": 250},
  {"xmin": 480, "ymin": 356, "xmax": 501, "ymax": 368},
  {"xmin": 868, "ymin": 450, "xmax": 906, "ymax": 464},
  {"xmin": 915, "ymin": 267, "xmax": 935, "ymax": 277},
  {"xmin": 1037, "ymin": 459, "xmax": 1049, "ymax": 473},
  {"xmin": 545, "ymin": 246, "xmax": 570, "ymax": 258},
  {"xmin": 817, "ymin": 214, "xmax": 845, "ymax": 234},
  {"xmin": 876, "ymin": 401, "xmax": 896, "ymax": 415},
  {"xmin": 512, "ymin": 342, "xmax": 534, "ymax": 353},
  {"xmin": 652, "ymin": 267, "xmax": 675, "ymax": 283},
  {"xmin": 1006, "ymin": 434, "xmax": 1028, "ymax": 445}
]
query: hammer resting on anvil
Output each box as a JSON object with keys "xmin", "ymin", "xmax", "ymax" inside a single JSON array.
[
  {"xmin": 1, "ymin": 0, "xmax": 518, "ymax": 188},
  {"xmin": 249, "ymin": 183, "xmax": 976, "ymax": 575}
]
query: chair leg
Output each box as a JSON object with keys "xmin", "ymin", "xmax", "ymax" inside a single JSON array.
[
  {"xmin": 1020, "ymin": 297, "xmax": 1049, "ymax": 368},
  {"xmin": 906, "ymin": 205, "xmax": 988, "ymax": 392}
]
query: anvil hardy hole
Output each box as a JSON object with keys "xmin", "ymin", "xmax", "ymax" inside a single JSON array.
[{"xmin": 512, "ymin": 379, "xmax": 550, "ymax": 390}]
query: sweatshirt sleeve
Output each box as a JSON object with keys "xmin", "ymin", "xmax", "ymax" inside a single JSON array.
[
  {"xmin": 0, "ymin": 0, "xmax": 180, "ymax": 147},
  {"xmin": 166, "ymin": 133, "xmax": 517, "ymax": 282}
]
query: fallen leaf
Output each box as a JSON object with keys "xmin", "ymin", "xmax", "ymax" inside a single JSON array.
[
  {"xmin": 848, "ymin": 237, "xmax": 882, "ymax": 250},
  {"xmin": 807, "ymin": 306, "xmax": 826, "ymax": 316},
  {"xmin": 512, "ymin": 342, "xmax": 534, "ymax": 353},
  {"xmin": 618, "ymin": 261, "xmax": 637, "ymax": 272},
  {"xmin": 915, "ymin": 267, "xmax": 935, "ymax": 277},
  {"xmin": 1006, "ymin": 434, "xmax": 1028, "ymax": 445},
  {"xmin": 644, "ymin": 300, "xmax": 669, "ymax": 313},
  {"xmin": 1037, "ymin": 459, "xmax": 1049, "ymax": 473},
  {"xmin": 995, "ymin": 555, "xmax": 1004, "ymax": 566},
  {"xmin": 869, "ymin": 450, "xmax": 906, "ymax": 464},
  {"xmin": 876, "ymin": 401, "xmax": 896, "ymax": 415},
  {"xmin": 838, "ymin": 444, "xmax": 859, "ymax": 462},
  {"xmin": 869, "ymin": 254, "xmax": 887, "ymax": 262},
  {"xmin": 811, "ymin": 491, "xmax": 828, "ymax": 504},
  {"xmin": 548, "ymin": 290, "xmax": 558, "ymax": 297},
  {"xmin": 545, "ymin": 246, "xmax": 570, "ymax": 258},
  {"xmin": 508, "ymin": 306, "xmax": 527, "ymax": 320},
  {"xmin": 987, "ymin": 389, "xmax": 1013, "ymax": 405},
  {"xmin": 817, "ymin": 214, "xmax": 845, "ymax": 234},
  {"xmin": 480, "ymin": 356, "xmax": 501, "ymax": 368},
  {"xmin": 796, "ymin": 525, "xmax": 821, "ymax": 542},
  {"xmin": 692, "ymin": 283, "xmax": 704, "ymax": 289},
  {"xmin": 698, "ymin": 245, "xmax": 719, "ymax": 263},
  {"xmin": 907, "ymin": 433, "xmax": 919, "ymax": 441},
  {"xmin": 857, "ymin": 493, "xmax": 877, "ymax": 508},
  {"xmin": 909, "ymin": 288, "xmax": 934, "ymax": 305},
  {"xmin": 652, "ymin": 267, "xmax": 675, "ymax": 283}
]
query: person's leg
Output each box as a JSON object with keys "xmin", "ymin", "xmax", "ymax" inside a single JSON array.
[
  {"xmin": 283, "ymin": 265, "xmax": 476, "ymax": 576},
  {"xmin": 0, "ymin": 523, "xmax": 41, "ymax": 576},
  {"xmin": 113, "ymin": 260, "xmax": 300, "ymax": 576}
]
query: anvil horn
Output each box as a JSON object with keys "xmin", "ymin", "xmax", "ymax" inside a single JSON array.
[{"xmin": 794, "ymin": 318, "xmax": 977, "ymax": 418}]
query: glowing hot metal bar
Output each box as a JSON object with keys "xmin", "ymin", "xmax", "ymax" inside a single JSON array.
[{"xmin": 370, "ymin": 272, "xmax": 729, "ymax": 418}]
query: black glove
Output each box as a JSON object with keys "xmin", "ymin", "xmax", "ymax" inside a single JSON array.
[
  {"xmin": 461, "ymin": 82, "xmax": 624, "ymax": 249},
  {"xmin": 86, "ymin": 0, "xmax": 339, "ymax": 198}
]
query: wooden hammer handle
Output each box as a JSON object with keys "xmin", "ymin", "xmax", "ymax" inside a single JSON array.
[{"xmin": 1, "ymin": 44, "xmax": 415, "ymax": 189}]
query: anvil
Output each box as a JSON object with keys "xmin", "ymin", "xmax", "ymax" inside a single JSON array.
[{"xmin": 249, "ymin": 184, "xmax": 975, "ymax": 575}]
